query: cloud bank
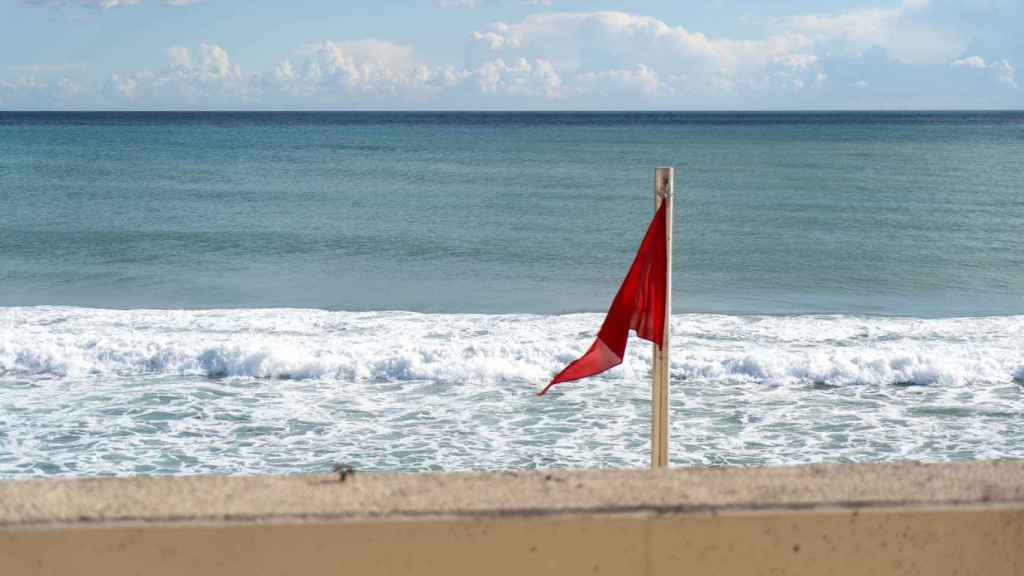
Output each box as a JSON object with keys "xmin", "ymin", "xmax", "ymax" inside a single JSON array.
[{"xmin": 3, "ymin": 2, "xmax": 1020, "ymax": 109}]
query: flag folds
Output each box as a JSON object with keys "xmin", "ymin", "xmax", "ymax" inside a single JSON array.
[{"xmin": 539, "ymin": 202, "xmax": 669, "ymax": 396}]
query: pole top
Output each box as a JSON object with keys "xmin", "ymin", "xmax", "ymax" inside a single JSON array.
[{"xmin": 655, "ymin": 167, "xmax": 673, "ymax": 200}]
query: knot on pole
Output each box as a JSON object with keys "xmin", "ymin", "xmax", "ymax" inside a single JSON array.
[{"xmin": 655, "ymin": 167, "xmax": 674, "ymax": 201}]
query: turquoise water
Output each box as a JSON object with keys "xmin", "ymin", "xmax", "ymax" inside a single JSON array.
[
  {"xmin": 3, "ymin": 112, "xmax": 1023, "ymax": 315},
  {"xmin": 1, "ymin": 112, "xmax": 1022, "ymax": 478}
]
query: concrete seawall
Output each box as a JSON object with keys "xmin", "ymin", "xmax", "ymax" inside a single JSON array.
[{"xmin": 1, "ymin": 461, "xmax": 1022, "ymax": 574}]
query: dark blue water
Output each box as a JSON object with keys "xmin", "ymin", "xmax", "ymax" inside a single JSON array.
[{"xmin": 3, "ymin": 111, "xmax": 1023, "ymax": 316}]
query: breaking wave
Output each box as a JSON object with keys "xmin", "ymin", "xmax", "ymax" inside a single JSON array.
[{"xmin": 2, "ymin": 307, "xmax": 1021, "ymax": 388}]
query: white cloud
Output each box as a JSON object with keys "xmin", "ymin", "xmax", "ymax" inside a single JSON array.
[
  {"xmin": 470, "ymin": 10, "xmax": 814, "ymax": 72},
  {"xmin": 272, "ymin": 39, "xmax": 457, "ymax": 102},
  {"xmin": 24, "ymin": 0, "xmax": 197, "ymax": 8},
  {"xmin": 454, "ymin": 4, "xmax": 995, "ymax": 105},
  {"xmin": 5, "ymin": 2, "xmax": 1022, "ymax": 109},
  {"xmin": 165, "ymin": 43, "xmax": 241, "ymax": 82},
  {"xmin": 951, "ymin": 55, "xmax": 987, "ymax": 69},
  {"xmin": 110, "ymin": 73, "xmax": 138, "ymax": 98},
  {"xmin": 781, "ymin": 0, "xmax": 964, "ymax": 65},
  {"xmin": 951, "ymin": 56, "xmax": 1017, "ymax": 88},
  {"xmin": 103, "ymin": 43, "xmax": 250, "ymax": 106},
  {"xmin": 268, "ymin": 39, "xmax": 573, "ymax": 105},
  {"xmin": 1, "ymin": 76, "xmax": 48, "ymax": 92},
  {"xmin": 466, "ymin": 11, "xmax": 819, "ymax": 101},
  {"xmin": 165, "ymin": 46, "xmax": 192, "ymax": 69},
  {"xmin": 0, "ymin": 74, "xmax": 87, "ymax": 107},
  {"xmin": 577, "ymin": 65, "xmax": 665, "ymax": 98},
  {"xmin": 472, "ymin": 57, "xmax": 562, "ymax": 98},
  {"xmin": 774, "ymin": 53, "xmax": 820, "ymax": 72}
]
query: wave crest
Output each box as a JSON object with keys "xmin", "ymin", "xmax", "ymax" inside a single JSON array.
[{"xmin": 1, "ymin": 307, "xmax": 1022, "ymax": 387}]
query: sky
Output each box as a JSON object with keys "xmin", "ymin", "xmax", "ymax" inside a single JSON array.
[{"xmin": 0, "ymin": 0, "xmax": 1021, "ymax": 110}]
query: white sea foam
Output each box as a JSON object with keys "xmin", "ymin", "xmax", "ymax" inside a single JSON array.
[
  {"xmin": 1, "ymin": 307, "xmax": 1022, "ymax": 478},
  {"xmin": 1, "ymin": 307, "xmax": 1021, "ymax": 388}
]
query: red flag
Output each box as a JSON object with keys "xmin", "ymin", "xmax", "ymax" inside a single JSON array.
[{"xmin": 539, "ymin": 202, "xmax": 668, "ymax": 396}]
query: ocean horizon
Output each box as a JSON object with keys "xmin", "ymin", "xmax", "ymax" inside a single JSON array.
[{"xmin": 2, "ymin": 111, "xmax": 1022, "ymax": 478}]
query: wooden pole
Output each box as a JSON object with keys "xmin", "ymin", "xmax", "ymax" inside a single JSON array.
[{"xmin": 652, "ymin": 167, "xmax": 673, "ymax": 469}]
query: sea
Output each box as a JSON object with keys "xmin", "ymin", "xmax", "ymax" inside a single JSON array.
[{"xmin": 1, "ymin": 111, "xmax": 1022, "ymax": 478}]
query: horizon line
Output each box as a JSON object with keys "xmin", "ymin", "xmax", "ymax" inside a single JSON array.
[{"xmin": 2, "ymin": 108, "xmax": 1023, "ymax": 114}]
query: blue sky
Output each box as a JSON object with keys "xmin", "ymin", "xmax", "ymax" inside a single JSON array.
[{"xmin": 1, "ymin": 0, "xmax": 1021, "ymax": 109}]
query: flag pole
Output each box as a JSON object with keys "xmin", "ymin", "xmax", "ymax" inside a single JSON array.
[{"xmin": 652, "ymin": 167, "xmax": 673, "ymax": 469}]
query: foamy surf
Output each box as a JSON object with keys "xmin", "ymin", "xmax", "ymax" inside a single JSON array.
[
  {"xmin": 1, "ymin": 307, "xmax": 1021, "ymax": 388},
  {"xmin": 1, "ymin": 306, "xmax": 1022, "ymax": 478}
]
